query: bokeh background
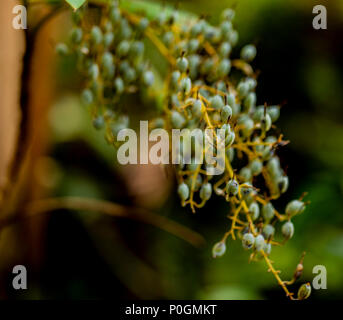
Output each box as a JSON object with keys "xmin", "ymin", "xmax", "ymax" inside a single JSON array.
[{"xmin": 0, "ymin": 0, "xmax": 342, "ymax": 300}]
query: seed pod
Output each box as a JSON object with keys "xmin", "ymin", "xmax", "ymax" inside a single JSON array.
[
  {"xmin": 244, "ymin": 92, "xmax": 256, "ymax": 112},
  {"xmin": 219, "ymin": 42, "xmax": 232, "ymax": 58},
  {"xmin": 282, "ymin": 221, "xmax": 294, "ymax": 239},
  {"xmin": 242, "ymin": 233, "xmax": 255, "ymax": 250},
  {"xmin": 114, "ymin": 77, "xmax": 125, "ymax": 95},
  {"xmin": 212, "ymin": 241, "xmax": 226, "ymax": 258},
  {"xmin": 118, "ymin": 40, "xmax": 130, "ymax": 57},
  {"xmin": 70, "ymin": 27, "xmax": 83, "ymax": 44},
  {"xmin": 278, "ymin": 176, "xmax": 289, "ymax": 194},
  {"xmin": 297, "ymin": 283, "xmax": 311, "ymax": 300},
  {"xmin": 267, "ymin": 105, "xmax": 280, "ymax": 122},
  {"xmin": 255, "ymin": 234, "xmax": 265, "ymax": 251},
  {"xmin": 221, "ymin": 8, "xmax": 235, "ymax": 22},
  {"xmin": 237, "ymin": 81, "xmax": 249, "ymax": 99},
  {"xmin": 262, "ymin": 202, "xmax": 275, "ymax": 221},
  {"xmin": 261, "ymin": 113, "xmax": 272, "ymax": 132},
  {"xmin": 226, "ymin": 179, "xmax": 239, "ymax": 197},
  {"xmin": 217, "ymin": 59, "xmax": 231, "ymax": 77},
  {"xmin": 178, "ymin": 182, "xmax": 190, "ymax": 201},
  {"xmin": 200, "ymin": 182, "xmax": 212, "ymax": 201},
  {"xmin": 285, "ymin": 200, "xmax": 306, "ymax": 216}
]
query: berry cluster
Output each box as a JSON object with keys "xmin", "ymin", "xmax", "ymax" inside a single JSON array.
[{"xmin": 57, "ymin": 1, "xmax": 309, "ymax": 299}]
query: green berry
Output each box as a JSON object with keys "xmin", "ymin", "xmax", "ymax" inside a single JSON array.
[
  {"xmin": 171, "ymin": 111, "xmax": 186, "ymax": 129},
  {"xmin": 171, "ymin": 71, "xmax": 181, "ymax": 88},
  {"xmin": 70, "ymin": 27, "xmax": 83, "ymax": 44},
  {"xmin": 163, "ymin": 31, "xmax": 174, "ymax": 46},
  {"xmin": 103, "ymin": 32, "xmax": 114, "ymax": 47},
  {"xmin": 142, "ymin": 70, "xmax": 154, "ymax": 86},
  {"xmin": 264, "ymin": 242, "xmax": 272, "ymax": 255},
  {"xmin": 244, "ymin": 92, "xmax": 256, "ymax": 112},
  {"xmin": 241, "ymin": 44, "xmax": 257, "ymax": 62},
  {"xmin": 261, "ymin": 113, "xmax": 272, "ymax": 132},
  {"xmin": 240, "ymin": 167, "xmax": 252, "ymax": 182},
  {"xmin": 90, "ymin": 26, "xmax": 103, "ymax": 45},
  {"xmin": 81, "ymin": 89, "xmax": 93, "ymax": 105},
  {"xmin": 124, "ymin": 67, "xmax": 137, "ymax": 83},
  {"xmin": 242, "ymin": 233, "xmax": 255, "ymax": 250},
  {"xmin": 180, "ymin": 77, "xmax": 192, "ymax": 94},
  {"xmin": 267, "ymin": 105, "xmax": 280, "ymax": 122},
  {"xmin": 221, "ymin": 8, "xmax": 235, "ymax": 22},
  {"xmin": 282, "ymin": 221, "xmax": 294, "ymax": 239},
  {"xmin": 176, "ymin": 57, "xmax": 189, "ymax": 73},
  {"xmin": 192, "ymin": 99, "xmax": 203, "ymax": 118},
  {"xmin": 88, "ymin": 63, "xmax": 99, "ymax": 80},
  {"xmin": 118, "ymin": 40, "xmax": 130, "ymax": 57},
  {"xmin": 278, "ymin": 176, "xmax": 289, "ymax": 194},
  {"xmin": 297, "ymin": 283, "xmax": 311, "ymax": 300},
  {"xmin": 114, "ymin": 77, "xmax": 125, "ymax": 94},
  {"xmin": 110, "ymin": 7, "xmax": 121, "ymax": 24},
  {"xmin": 249, "ymin": 202, "xmax": 260, "ymax": 220},
  {"xmin": 219, "ymin": 42, "xmax": 232, "ymax": 58},
  {"xmin": 188, "ymin": 39, "xmax": 199, "ymax": 53},
  {"xmin": 254, "ymin": 234, "xmax": 265, "ymax": 251},
  {"xmin": 226, "ymin": 179, "xmax": 239, "ymax": 197},
  {"xmin": 178, "ymin": 182, "xmax": 190, "ymax": 201},
  {"xmin": 56, "ymin": 43, "xmax": 69, "ymax": 55},
  {"xmin": 200, "ymin": 182, "xmax": 212, "ymax": 201},
  {"xmin": 237, "ymin": 81, "xmax": 249, "ymax": 98},
  {"xmin": 250, "ymin": 159, "xmax": 262, "ymax": 176},
  {"xmin": 93, "ymin": 115, "xmax": 105, "ymax": 130},
  {"xmin": 285, "ymin": 200, "xmax": 306, "ymax": 216},
  {"xmin": 212, "ymin": 241, "xmax": 226, "ymax": 258},
  {"xmin": 262, "ymin": 202, "xmax": 275, "ymax": 221},
  {"xmin": 220, "ymin": 105, "xmax": 232, "ymax": 123},
  {"xmin": 138, "ymin": 17, "xmax": 149, "ymax": 31},
  {"xmin": 263, "ymin": 224, "xmax": 275, "ymax": 239},
  {"xmin": 210, "ymin": 95, "xmax": 224, "ymax": 110},
  {"xmin": 217, "ymin": 59, "xmax": 231, "ymax": 77}
]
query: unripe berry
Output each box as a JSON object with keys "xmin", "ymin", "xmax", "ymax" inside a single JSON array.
[
  {"xmin": 282, "ymin": 221, "xmax": 294, "ymax": 239},
  {"xmin": 124, "ymin": 67, "xmax": 137, "ymax": 83},
  {"xmin": 220, "ymin": 105, "xmax": 232, "ymax": 123},
  {"xmin": 163, "ymin": 31, "xmax": 174, "ymax": 46},
  {"xmin": 267, "ymin": 157, "xmax": 281, "ymax": 178},
  {"xmin": 101, "ymin": 52, "xmax": 115, "ymax": 79},
  {"xmin": 220, "ymin": 21, "xmax": 232, "ymax": 35},
  {"xmin": 70, "ymin": 27, "xmax": 83, "ymax": 44},
  {"xmin": 178, "ymin": 182, "xmax": 190, "ymax": 201},
  {"xmin": 90, "ymin": 26, "xmax": 103, "ymax": 45},
  {"xmin": 217, "ymin": 59, "xmax": 231, "ymax": 77},
  {"xmin": 180, "ymin": 77, "xmax": 192, "ymax": 94},
  {"xmin": 297, "ymin": 283, "xmax": 311, "ymax": 300},
  {"xmin": 192, "ymin": 99, "xmax": 203, "ymax": 118},
  {"xmin": 227, "ymin": 29, "xmax": 238, "ymax": 46},
  {"xmin": 267, "ymin": 105, "xmax": 280, "ymax": 122},
  {"xmin": 88, "ymin": 63, "xmax": 99, "ymax": 80},
  {"xmin": 221, "ymin": 8, "xmax": 235, "ymax": 22},
  {"xmin": 81, "ymin": 89, "xmax": 93, "ymax": 106},
  {"xmin": 237, "ymin": 81, "xmax": 249, "ymax": 99},
  {"xmin": 244, "ymin": 92, "xmax": 256, "ymax": 112},
  {"xmin": 250, "ymin": 159, "xmax": 262, "ymax": 176},
  {"xmin": 226, "ymin": 179, "xmax": 239, "ymax": 197},
  {"xmin": 212, "ymin": 241, "xmax": 226, "ymax": 258},
  {"xmin": 225, "ymin": 131, "xmax": 235, "ymax": 147},
  {"xmin": 261, "ymin": 113, "xmax": 272, "ymax": 132},
  {"xmin": 176, "ymin": 57, "xmax": 189, "ymax": 73},
  {"xmin": 254, "ymin": 234, "xmax": 265, "ymax": 252},
  {"xmin": 171, "ymin": 70, "xmax": 181, "ymax": 88},
  {"xmin": 142, "ymin": 70, "xmax": 155, "ymax": 87},
  {"xmin": 285, "ymin": 200, "xmax": 306, "ymax": 216},
  {"xmin": 117, "ymin": 40, "xmax": 130, "ymax": 57},
  {"xmin": 210, "ymin": 95, "xmax": 224, "ymax": 110},
  {"xmin": 110, "ymin": 7, "xmax": 121, "ymax": 24},
  {"xmin": 188, "ymin": 39, "xmax": 199, "ymax": 53},
  {"xmin": 263, "ymin": 224, "xmax": 275, "ymax": 239},
  {"xmin": 278, "ymin": 176, "xmax": 289, "ymax": 194},
  {"xmin": 241, "ymin": 44, "xmax": 257, "ymax": 62},
  {"xmin": 264, "ymin": 242, "xmax": 272, "ymax": 255},
  {"xmin": 240, "ymin": 167, "xmax": 252, "ymax": 182},
  {"xmin": 138, "ymin": 17, "xmax": 149, "ymax": 31},
  {"xmin": 114, "ymin": 77, "xmax": 125, "ymax": 94},
  {"xmin": 262, "ymin": 202, "xmax": 275, "ymax": 221},
  {"xmin": 103, "ymin": 32, "xmax": 114, "ymax": 47},
  {"xmin": 130, "ymin": 41, "xmax": 145, "ymax": 57},
  {"xmin": 171, "ymin": 111, "xmax": 186, "ymax": 129},
  {"xmin": 242, "ymin": 232, "xmax": 255, "ymax": 250},
  {"xmin": 56, "ymin": 43, "xmax": 69, "ymax": 56},
  {"xmin": 219, "ymin": 42, "xmax": 232, "ymax": 58},
  {"xmin": 200, "ymin": 182, "xmax": 212, "ymax": 201},
  {"xmin": 249, "ymin": 202, "xmax": 260, "ymax": 220},
  {"xmin": 92, "ymin": 115, "xmax": 105, "ymax": 130}
]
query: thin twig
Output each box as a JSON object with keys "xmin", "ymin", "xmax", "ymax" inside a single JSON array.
[{"xmin": 0, "ymin": 197, "xmax": 206, "ymax": 248}]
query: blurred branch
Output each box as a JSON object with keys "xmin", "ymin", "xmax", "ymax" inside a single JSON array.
[{"xmin": 0, "ymin": 197, "xmax": 206, "ymax": 248}]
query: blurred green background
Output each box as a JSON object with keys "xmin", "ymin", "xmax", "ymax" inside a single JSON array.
[{"xmin": 5, "ymin": 0, "xmax": 343, "ymax": 300}]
